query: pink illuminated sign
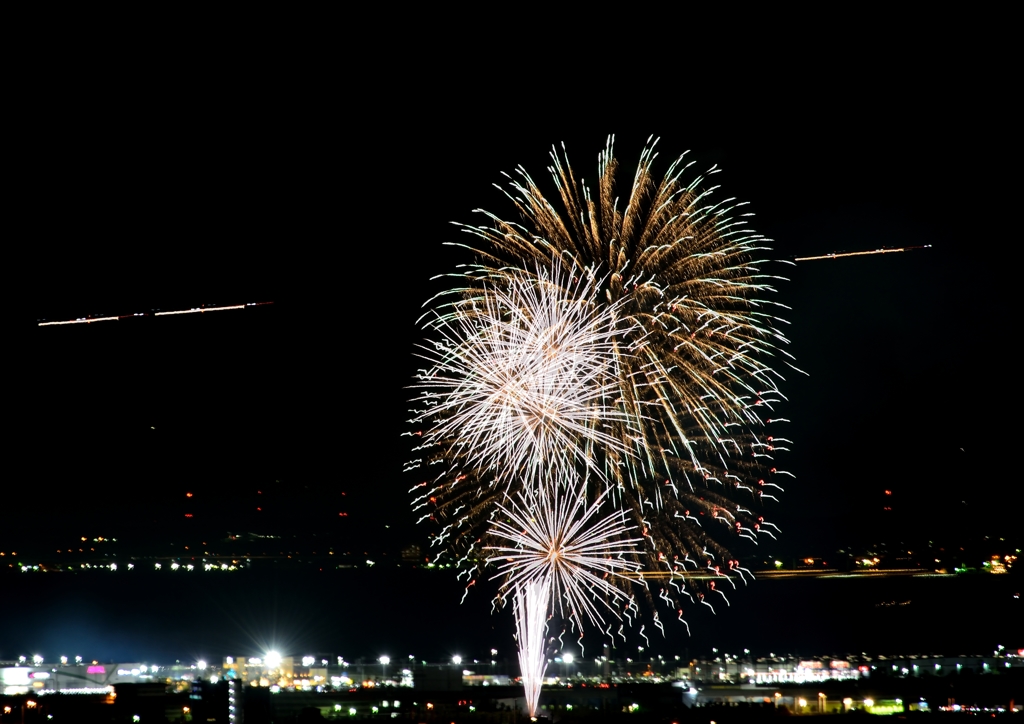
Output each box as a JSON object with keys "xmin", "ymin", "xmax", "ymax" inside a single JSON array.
[{"xmin": 87, "ymin": 665, "xmax": 106, "ymax": 674}]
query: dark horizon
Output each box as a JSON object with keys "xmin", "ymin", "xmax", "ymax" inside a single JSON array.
[{"xmin": 2, "ymin": 569, "xmax": 1019, "ymax": 665}]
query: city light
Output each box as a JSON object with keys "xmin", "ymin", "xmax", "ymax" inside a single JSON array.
[
  {"xmin": 2, "ymin": 646, "xmax": 1018, "ymax": 720},
  {"xmin": 264, "ymin": 651, "xmax": 282, "ymax": 669}
]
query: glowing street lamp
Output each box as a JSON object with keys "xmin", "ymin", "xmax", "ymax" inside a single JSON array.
[
  {"xmin": 264, "ymin": 651, "xmax": 282, "ymax": 670},
  {"xmin": 562, "ymin": 653, "xmax": 574, "ymax": 682}
]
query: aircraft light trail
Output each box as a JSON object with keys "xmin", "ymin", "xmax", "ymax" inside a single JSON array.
[
  {"xmin": 37, "ymin": 302, "xmax": 273, "ymax": 327},
  {"xmin": 794, "ymin": 245, "xmax": 931, "ymax": 261},
  {"xmin": 153, "ymin": 304, "xmax": 246, "ymax": 316}
]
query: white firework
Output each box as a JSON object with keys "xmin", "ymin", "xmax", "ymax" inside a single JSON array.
[
  {"xmin": 427, "ymin": 136, "xmax": 798, "ymax": 586},
  {"xmin": 487, "ymin": 482, "xmax": 643, "ymax": 629},
  {"xmin": 413, "ymin": 261, "xmax": 632, "ymax": 490}
]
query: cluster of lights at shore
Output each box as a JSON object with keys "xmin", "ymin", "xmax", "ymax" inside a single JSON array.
[{"xmin": 4, "ymin": 648, "xmax": 1022, "ymax": 704}]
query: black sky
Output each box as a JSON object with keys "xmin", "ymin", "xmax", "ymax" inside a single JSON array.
[{"xmin": 7, "ymin": 22, "xmax": 1018, "ymax": 660}]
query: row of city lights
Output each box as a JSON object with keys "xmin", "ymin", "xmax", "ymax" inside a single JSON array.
[
  {"xmin": 15, "ymin": 647, "xmax": 1020, "ymax": 666},
  {"xmin": 13, "ymin": 646, "xmax": 1019, "ymax": 675},
  {"xmin": 15, "ymin": 561, "xmax": 246, "ymax": 573}
]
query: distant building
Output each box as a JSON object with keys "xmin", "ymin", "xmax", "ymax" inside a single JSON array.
[{"xmin": 401, "ymin": 544, "xmax": 423, "ymax": 565}]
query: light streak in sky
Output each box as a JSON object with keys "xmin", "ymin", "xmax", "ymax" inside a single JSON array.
[
  {"xmin": 154, "ymin": 304, "xmax": 246, "ymax": 316},
  {"xmin": 37, "ymin": 302, "xmax": 273, "ymax": 326},
  {"xmin": 794, "ymin": 245, "xmax": 931, "ymax": 261},
  {"xmin": 38, "ymin": 315, "xmax": 129, "ymax": 326}
]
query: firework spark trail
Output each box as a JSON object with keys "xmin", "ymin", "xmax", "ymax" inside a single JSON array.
[
  {"xmin": 416, "ymin": 135, "xmax": 796, "ymax": 602},
  {"xmin": 514, "ymin": 576, "xmax": 550, "ymax": 719},
  {"xmin": 486, "ymin": 483, "xmax": 643, "ymax": 629}
]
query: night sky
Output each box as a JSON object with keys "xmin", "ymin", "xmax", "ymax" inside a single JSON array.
[{"xmin": 7, "ymin": 27, "xmax": 1018, "ymax": 662}]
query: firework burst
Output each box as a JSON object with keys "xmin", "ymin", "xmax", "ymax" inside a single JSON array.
[
  {"xmin": 409, "ymin": 262, "xmax": 635, "ymax": 551},
  {"xmin": 412, "ymin": 136, "xmax": 795, "ymax": 616},
  {"xmin": 487, "ymin": 483, "xmax": 643, "ymax": 629}
]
